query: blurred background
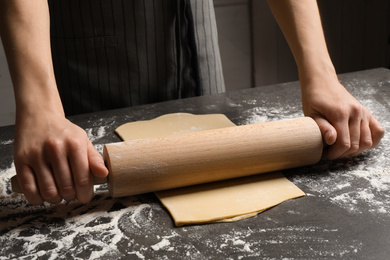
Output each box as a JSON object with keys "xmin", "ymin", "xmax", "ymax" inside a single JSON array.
[{"xmin": 1, "ymin": 0, "xmax": 389, "ymax": 126}]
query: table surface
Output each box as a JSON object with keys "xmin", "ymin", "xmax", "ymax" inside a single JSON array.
[{"xmin": 1, "ymin": 68, "xmax": 389, "ymax": 259}]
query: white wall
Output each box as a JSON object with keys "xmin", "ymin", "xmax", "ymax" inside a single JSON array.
[{"xmin": 0, "ymin": 40, "xmax": 15, "ymax": 127}]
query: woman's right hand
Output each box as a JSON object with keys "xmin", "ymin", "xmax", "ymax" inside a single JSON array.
[
  {"xmin": 1, "ymin": 1, "xmax": 107, "ymax": 205},
  {"xmin": 14, "ymin": 110, "xmax": 108, "ymax": 205}
]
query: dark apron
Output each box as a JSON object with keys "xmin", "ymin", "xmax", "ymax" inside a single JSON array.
[{"xmin": 48, "ymin": 0, "xmax": 225, "ymax": 116}]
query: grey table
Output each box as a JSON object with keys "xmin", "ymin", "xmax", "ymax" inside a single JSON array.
[{"xmin": 1, "ymin": 68, "xmax": 389, "ymax": 259}]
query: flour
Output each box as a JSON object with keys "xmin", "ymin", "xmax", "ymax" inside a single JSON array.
[
  {"xmin": 238, "ymin": 85, "xmax": 390, "ymax": 216},
  {"xmin": 0, "ymin": 163, "xmax": 17, "ymax": 198},
  {"xmin": 172, "ymin": 126, "xmax": 213, "ymax": 135},
  {"xmin": 0, "ymin": 80, "xmax": 388, "ymax": 259},
  {"xmin": 94, "ymin": 144, "xmax": 104, "ymax": 155},
  {"xmin": 86, "ymin": 126, "xmax": 107, "ymax": 142},
  {"xmin": 86, "ymin": 124, "xmax": 111, "ymax": 154},
  {"xmin": 232, "ymin": 239, "xmax": 245, "ymax": 245},
  {"xmin": 292, "ymin": 147, "xmax": 390, "ymax": 215},
  {"xmin": 291, "ymin": 90, "xmax": 390, "ymax": 215},
  {"xmin": 130, "ymin": 204, "xmax": 151, "ymax": 228},
  {"xmin": 232, "ymin": 239, "xmax": 251, "ymax": 252},
  {"xmin": 151, "ymin": 238, "xmax": 171, "ymax": 251},
  {"xmin": 0, "ymin": 161, "xmax": 153, "ymax": 259},
  {"xmin": 207, "ymin": 223, "xmax": 360, "ymax": 258},
  {"xmin": 240, "ymin": 106, "xmax": 304, "ymax": 125},
  {"xmin": 0, "ymin": 139, "xmax": 13, "ymax": 145}
]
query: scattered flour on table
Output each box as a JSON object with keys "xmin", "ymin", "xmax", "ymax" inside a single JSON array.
[
  {"xmin": 0, "ymin": 163, "xmax": 20, "ymax": 199},
  {"xmin": 208, "ymin": 225, "xmax": 359, "ymax": 258},
  {"xmin": 85, "ymin": 125, "xmax": 107, "ymax": 142},
  {"xmin": 293, "ymin": 92, "xmax": 390, "ymax": 215},
  {"xmin": 151, "ymin": 238, "xmax": 171, "ymax": 251},
  {"xmin": 94, "ymin": 144, "xmax": 104, "ymax": 155},
  {"xmin": 240, "ymin": 92, "xmax": 390, "ymax": 216},
  {"xmin": 85, "ymin": 125, "xmax": 113, "ymax": 154},
  {"xmin": 0, "ymin": 122, "xmax": 181, "ymax": 259},
  {"xmin": 218, "ymin": 231, "xmax": 253, "ymax": 254},
  {"xmin": 0, "ymin": 139, "xmax": 13, "ymax": 145},
  {"xmin": 240, "ymin": 105, "xmax": 304, "ymax": 125},
  {"xmin": 1, "ymin": 92, "xmax": 388, "ymax": 258},
  {"xmin": 232, "ymin": 239, "xmax": 251, "ymax": 252},
  {"xmin": 0, "ymin": 162, "xmax": 153, "ymax": 259}
]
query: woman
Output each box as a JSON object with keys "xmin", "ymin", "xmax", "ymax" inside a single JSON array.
[{"xmin": 0, "ymin": 0, "xmax": 384, "ymax": 205}]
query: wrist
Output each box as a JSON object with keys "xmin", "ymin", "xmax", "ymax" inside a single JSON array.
[
  {"xmin": 297, "ymin": 53, "xmax": 338, "ymax": 90},
  {"xmin": 14, "ymin": 79, "xmax": 65, "ymax": 122}
]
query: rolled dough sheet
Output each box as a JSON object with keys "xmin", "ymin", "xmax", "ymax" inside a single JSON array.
[
  {"xmin": 115, "ymin": 113, "xmax": 305, "ymax": 226},
  {"xmin": 115, "ymin": 113, "xmax": 236, "ymax": 140}
]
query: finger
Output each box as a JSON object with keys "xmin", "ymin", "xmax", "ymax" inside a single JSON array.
[
  {"xmin": 341, "ymin": 116, "xmax": 361, "ymax": 157},
  {"xmin": 323, "ymin": 119, "xmax": 350, "ymax": 160},
  {"xmin": 369, "ymin": 116, "xmax": 385, "ymax": 148},
  {"xmin": 350, "ymin": 118, "xmax": 373, "ymax": 157},
  {"xmin": 15, "ymin": 164, "xmax": 44, "ymax": 205},
  {"xmin": 312, "ymin": 116, "xmax": 337, "ymax": 145},
  {"xmin": 88, "ymin": 142, "xmax": 109, "ymax": 178},
  {"xmin": 47, "ymin": 145, "xmax": 76, "ymax": 202},
  {"xmin": 68, "ymin": 140, "xmax": 94, "ymax": 204},
  {"xmin": 33, "ymin": 161, "xmax": 62, "ymax": 204}
]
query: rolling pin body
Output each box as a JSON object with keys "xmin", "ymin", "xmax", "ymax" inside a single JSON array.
[
  {"xmin": 104, "ymin": 117, "xmax": 323, "ymax": 197},
  {"xmin": 11, "ymin": 117, "xmax": 322, "ymax": 197}
]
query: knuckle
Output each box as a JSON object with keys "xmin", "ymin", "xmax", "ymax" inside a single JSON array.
[
  {"xmin": 67, "ymin": 138, "xmax": 82, "ymax": 152},
  {"xmin": 361, "ymin": 138, "xmax": 373, "ymax": 149},
  {"xmin": 44, "ymin": 140, "xmax": 64, "ymax": 160},
  {"xmin": 74, "ymin": 176, "xmax": 91, "ymax": 189},
  {"xmin": 45, "ymin": 137, "xmax": 63, "ymax": 152},
  {"xmin": 377, "ymin": 126, "xmax": 385, "ymax": 137},
  {"xmin": 40, "ymin": 187, "xmax": 59, "ymax": 201},
  {"xmin": 21, "ymin": 182, "xmax": 38, "ymax": 196},
  {"xmin": 371, "ymin": 125, "xmax": 385, "ymax": 147},
  {"xmin": 330, "ymin": 108, "xmax": 348, "ymax": 122},
  {"xmin": 339, "ymin": 141, "xmax": 351, "ymax": 150},
  {"xmin": 59, "ymin": 184, "xmax": 76, "ymax": 199},
  {"xmin": 349, "ymin": 103, "xmax": 362, "ymax": 117},
  {"xmin": 349, "ymin": 142, "xmax": 360, "ymax": 153},
  {"xmin": 28, "ymin": 145, "xmax": 42, "ymax": 159},
  {"xmin": 15, "ymin": 146, "xmax": 41, "ymax": 166}
]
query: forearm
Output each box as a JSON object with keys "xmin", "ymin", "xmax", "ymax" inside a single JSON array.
[
  {"xmin": 0, "ymin": 0, "xmax": 63, "ymax": 118},
  {"xmin": 267, "ymin": 0, "xmax": 336, "ymax": 85},
  {"xmin": 267, "ymin": 0, "xmax": 385, "ymax": 160},
  {"xmin": 0, "ymin": 1, "xmax": 110, "ymax": 205}
]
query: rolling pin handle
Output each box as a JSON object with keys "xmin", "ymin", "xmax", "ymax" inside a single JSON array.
[{"xmin": 11, "ymin": 175, "xmax": 108, "ymax": 194}]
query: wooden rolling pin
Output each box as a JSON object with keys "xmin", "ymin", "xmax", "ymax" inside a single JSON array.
[{"xmin": 12, "ymin": 117, "xmax": 323, "ymax": 198}]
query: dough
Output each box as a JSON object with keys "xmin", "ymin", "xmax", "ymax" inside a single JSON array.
[
  {"xmin": 115, "ymin": 113, "xmax": 236, "ymax": 140},
  {"xmin": 156, "ymin": 172, "xmax": 304, "ymax": 226},
  {"xmin": 115, "ymin": 113, "xmax": 305, "ymax": 226}
]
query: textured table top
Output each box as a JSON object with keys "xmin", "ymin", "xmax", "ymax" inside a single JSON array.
[{"xmin": 1, "ymin": 68, "xmax": 389, "ymax": 259}]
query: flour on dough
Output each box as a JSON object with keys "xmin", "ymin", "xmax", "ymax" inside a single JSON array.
[
  {"xmin": 115, "ymin": 113, "xmax": 236, "ymax": 140},
  {"xmin": 115, "ymin": 113, "xmax": 305, "ymax": 226}
]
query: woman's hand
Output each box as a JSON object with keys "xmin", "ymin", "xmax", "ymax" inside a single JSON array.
[
  {"xmin": 1, "ymin": 0, "xmax": 107, "ymax": 205},
  {"xmin": 266, "ymin": 0, "xmax": 385, "ymax": 159},
  {"xmin": 301, "ymin": 76, "xmax": 385, "ymax": 160},
  {"xmin": 14, "ymin": 111, "xmax": 108, "ymax": 205}
]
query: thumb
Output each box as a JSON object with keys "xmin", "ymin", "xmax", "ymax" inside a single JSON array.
[
  {"xmin": 313, "ymin": 116, "xmax": 337, "ymax": 146},
  {"xmin": 87, "ymin": 142, "xmax": 109, "ymax": 178}
]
